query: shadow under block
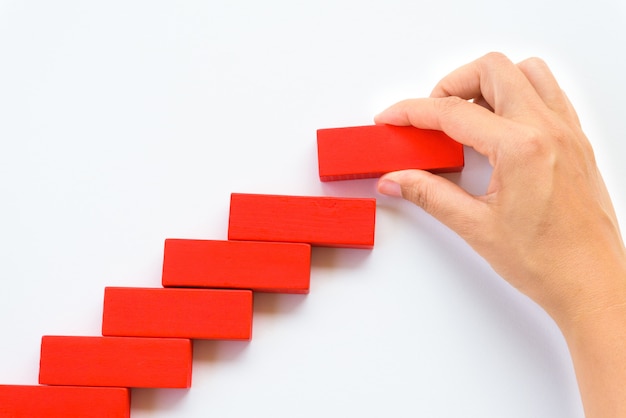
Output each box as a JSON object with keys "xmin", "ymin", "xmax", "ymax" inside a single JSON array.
[
  {"xmin": 228, "ymin": 193, "xmax": 376, "ymax": 249},
  {"xmin": 317, "ymin": 124, "xmax": 465, "ymax": 181},
  {"xmin": 162, "ymin": 239, "xmax": 311, "ymax": 293},
  {"xmin": 102, "ymin": 287, "xmax": 253, "ymax": 340},
  {"xmin": 0, "ymin": 385, "xmax": 130, "ymax": 418},
  {"xmin": 39, "ymin": 336, "xmax": 192, "ymax": 388}
]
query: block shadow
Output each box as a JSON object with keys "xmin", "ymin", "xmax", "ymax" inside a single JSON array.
[
  {"xmin": 252, "ymin": 292, "xmax": 308, "ymax": 316},
  {"xmin": 192, "ymin": 339, "xmax": 251, "ymax": 364},
  {"xmin": 310, "ymin": 246, "xmax": 372, "ymax": 271},
  {"xmin": 131, "ymin": 387, "xmax": 189, "ymax": 413}
]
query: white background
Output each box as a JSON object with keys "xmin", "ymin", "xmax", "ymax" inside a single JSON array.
[{"xmin": 1, "ymin": 1, "xmax": 625, "ymax": 417}]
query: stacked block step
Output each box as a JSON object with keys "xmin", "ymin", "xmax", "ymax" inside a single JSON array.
[
  {"xmin": 162, "ymin": 239, "xmax": 311, "ymax": 293},
  {"xmin": 0, "ymin": 385, "xmax": 130, "ymax": 418},
  {"xmin": 39, "ymin": 336, "xmax": 193, "ymax": 388},
  {"xmin": 316, "ymin": 124, "xmax": 464, "ymax": 181},
  {"xmin": 1, "ymin": 124, "xmax": 461, "ymax": 416},
  {"xmin": 102, "ymin": 287, "xmax": 253, "ymax": 339},
  {"xmin": 228, "ymin": 193, "xmax": 376, "ymax": 248}
]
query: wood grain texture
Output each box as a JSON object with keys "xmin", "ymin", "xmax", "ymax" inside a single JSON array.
[
  {"xmin": 317, "ymin": 124, "xmax": 464, "ymax": 181},
  {"xmin": 228, "ymin": 193, "xmax": 376, "ymax": 249},
  {"xmin": 102, "ymin": 287, "xmax": 253, "ymax": 340},
  {"xmin": 0, "ymin": 385, "xmax": 130, "ymax": 418},
  {"xmin": 39, "ymin": 336, "xmax": 193, "ymax": 388},
  {"xmin": 162, "ymin": 239, "xmax": 311, "ymax": 293}
]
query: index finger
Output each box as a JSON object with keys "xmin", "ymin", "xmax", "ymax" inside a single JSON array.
[{"xmin": 375, "ymin": 96, "xmax": 518, "ymax": 162}]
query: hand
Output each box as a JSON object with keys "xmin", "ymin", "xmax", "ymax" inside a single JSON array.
[
  {"xmin": 376, "ymin": 52, "xmax": 625, "ymax": 323},
  {"xmin": 376, "ymin": 52, "xmax": 626, "ymax": 417}
]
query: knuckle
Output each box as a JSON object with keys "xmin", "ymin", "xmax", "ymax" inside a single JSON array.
[
  {"xmin": 434, "ymin": 96, "xmax": 467, "ymax": 116},
  {"xmin": 518, "ymin": 56, "xmax": 548, "ymax": 71},
  {"xmin": 404, "ymin": 180, "xmax": 447, "ymax": 219},
  {"xmin": 512, "ymin": 122, "xmax": 596, "ymax": 170},
  {"xmin": 482, "ymin": 51, "xmax": 510, "ymax": 65},
  {"xmin": 516, "ymin": 127, "xmax": 552, "ymax": 157},
  {"xmin": 403, "ymin": 178, "xmax": 434, "ymax": 211}
]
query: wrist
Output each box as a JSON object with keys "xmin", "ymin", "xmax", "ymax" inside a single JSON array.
[
  {"xmin": 553, "ymin": 267, "xmax": 626, "ymax": 334},
  {"xmin": 536, "ymin": 239, "xmax": 626, "ymax": 332}
]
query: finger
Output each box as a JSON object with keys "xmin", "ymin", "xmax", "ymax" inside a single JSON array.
[
  {"xmin": 375, "ymin": 97, "xmax": 517, "ymax": 162},
  {"xmin": 516, "ymin": 57, "xmax": 578, "ymax": 122},
  {"xmin": 430, "ymin": 52, "xmax": 544, "ymax": 119},
  {"xmin": 377, "ymin": 170, "xmax": 487, "ymax": 241}
]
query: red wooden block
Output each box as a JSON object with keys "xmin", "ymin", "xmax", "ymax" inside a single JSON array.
[
  {"xmin": 102, "ymin": 287, "xmax": 253, "ymax": 340},
  {"xmin": 39, "ymin": 336, "xmax": 192, "ymax": 388},
  {"xmin": 228, "ymin": 193, "xmax": 376, "ymax": 249},
  {"xmin": 0, "ymin": 385, "xmax": 130, "ymax": 418},
  {"xmin": 317, "ymin": 124, "xmax": 464, "ymax": 181},
  {"xmin": 162, "ymin": 239, "xmax": 311, "ymax": 293}
]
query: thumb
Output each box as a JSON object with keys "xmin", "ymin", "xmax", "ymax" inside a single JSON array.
[{"xmin": 377, "ymin": 170, "xmax": 485, "ymax": 238}]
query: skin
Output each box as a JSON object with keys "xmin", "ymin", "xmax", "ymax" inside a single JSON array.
[{"xmin": 376, "ymin": 52, "xmax": 626, "ymax": 417}]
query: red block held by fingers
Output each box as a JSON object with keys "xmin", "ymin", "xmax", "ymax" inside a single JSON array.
[
  {"xmin": 317, "ymin": 124, "xmax": 464, "ymax": 181},
  {"xmin": 39, "ymin": 336, "xmax": 193, "ymax": 388},
  {"xmin": 228, "ymin": 193, "xmax": 376, "ymax": 249},
  {"xmin": 102, "ymin": 287, "xmax": 253, "ymax": 340},
  {"xmin": 0, "ymin": 385, "xmax": 130, "ymax": 418},
  {"xmin": 162, "ymin": 239, "xmax": 311, "ymax": 293}
]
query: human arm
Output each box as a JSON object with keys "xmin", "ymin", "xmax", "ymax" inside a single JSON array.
[{"xmin": 376, "ymin": 52, "xmax": 626, "ymax": 417}]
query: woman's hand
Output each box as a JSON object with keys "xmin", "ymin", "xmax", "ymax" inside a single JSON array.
[{"xmin": 376, "ymin": 52, "xmax": 626, "ymax": 417}]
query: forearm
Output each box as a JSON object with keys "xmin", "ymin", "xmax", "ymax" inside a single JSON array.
[{"xmin": 557, "ymin": 269, "xmax": 626, "ymax": 418}]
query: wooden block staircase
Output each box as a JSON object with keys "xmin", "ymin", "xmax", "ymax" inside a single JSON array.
[{"xmin": 0, "ymin": 125, "xmax": 461, "ymax": 417}]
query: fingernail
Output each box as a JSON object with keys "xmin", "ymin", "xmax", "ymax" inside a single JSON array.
[{"xmin": 377, "ymin": 178, "xmax": 403, "ymax": 198}]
